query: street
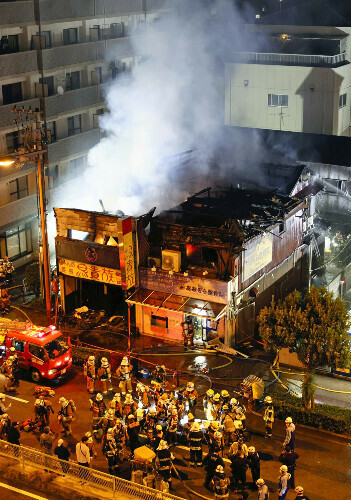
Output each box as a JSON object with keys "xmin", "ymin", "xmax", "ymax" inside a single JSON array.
[{"xmin": 0, "ymin": 346, "xmax": 350, "ymax": 500}]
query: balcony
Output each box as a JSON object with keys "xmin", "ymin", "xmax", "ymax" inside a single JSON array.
[
  {"xmin": 39, "ymin": 0, "xmax": 143, "ymax": 22},
  {"xmin": 0, "ymin": 1, "xmax": 34, "ymax": 27},
  {"xmin": 0, "ymin": 50, "xmax": 37, "ymax": 78},
  {"xmin": 0, "ymin": 97, "xmax": 40, "ymax": 130},
  {"xmin": 45, "ymin": 85, "xmax": 105, "ymax": 119},
  {"xmin": 41, "ymin": 36, "xmax": 137, "ymax": 70},
  {"xmin": 0, "ymin": 193, "xmax": 37, "ymax": 229},
  {"xmin": 232, "ymin": 51, "xmax": 348, "ymax": 67},
  {"xmin": 47, "ymin": 128, "xmax": 100, "ymax": 164}
]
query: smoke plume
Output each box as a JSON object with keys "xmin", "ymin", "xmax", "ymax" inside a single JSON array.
[{"xmin": 52, "ymin": 0, "xmax": 268, "ymax": 216}]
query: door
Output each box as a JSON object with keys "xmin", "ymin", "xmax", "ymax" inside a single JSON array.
[{"xmin": 10, "ymin": 338, "xmax": 27, "ymax": 369}]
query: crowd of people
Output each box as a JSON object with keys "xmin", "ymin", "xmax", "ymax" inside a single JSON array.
[
  {"xmin": 0, "ymin": 256, "xmax": 14, "ymax": 315},
  {"xmin": 0, "ymin": 353, "xmax": 309, "ymax": 499}
]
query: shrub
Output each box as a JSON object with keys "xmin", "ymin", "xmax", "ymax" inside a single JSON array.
[
  {"xmin": 270, "ymin": 390, "xmax": 351, "ymax": 434},
  {"xmin": 25, "ymin": 260, "xmax": 41, "ymax": 298}
]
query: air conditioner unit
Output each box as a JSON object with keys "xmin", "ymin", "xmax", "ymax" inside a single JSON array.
[
  {"xmin": 162, "ymin": 250, "xmax": 181, "ymax": 272},
  {"xmin": 147, "ymin": 257, "xmax": 161, "ymax": 269}
]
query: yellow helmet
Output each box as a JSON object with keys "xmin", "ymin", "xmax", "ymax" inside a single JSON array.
[{"xmin": 213, "ymin": 393, "xmax": 220, "ymax": 402}]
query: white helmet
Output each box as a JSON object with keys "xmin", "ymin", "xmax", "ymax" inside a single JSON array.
[
  {"xmin": 264, "ymin": 396, "xmax": 272, "ymax": 404},
  {"xmin": 156, "ymin": 424, "xmax": 162, "ymax": 431},
  {"xmin": 248, "ymin": 446, "xmax": 255, "ymax": 453},
  {"xmin": 256, "ymin": 478, "xmax": 265, "ymax": 486},
  {"xmin": 187, "ymin": 382, "xmax": 194, "ymax": 390},
  {"xmin": 59, "ymin": 397, "xmax": 68, "ymax": 406},
  {"xmin": 101, "ymin": 357, "xmax": 109, "ymax": 367},
  {"xmin": 215, "ymin": 465, "xmax": 224, "ymax": 474},
  {"xmin": 121, "ymin": 357, "xmax": 129, "ymax": 366},
  {"xmin": 280, "ymin": 465, "xmax": 288, "ymax": 472},
  {"xmin": 113, "ymin": 393, "xmax": 121, "ymax": 401},
  {"xmin": 124, "ymin": 394, "xmax": 133, "ymax": 403},
  {"xmin": 96, "ymin": 393, "xmax": 103, "ymax": 402},
  {"xmin": 88, "ymin": 356, "xmax": 95, "ymax": 365},
  {"xmin": 191, "ymin": 422, "xmax": 200, "ymax": 432},
  {"xmin": 285, "ymin": 417, "xmax": 293, "ymax": 424},
  {"xmin": 0, "ymin": 393, "xmax": 5, "ymax": 400},
  {"xmin": 157, "ymin": 440, "xmax": 168, "ymax": 450}
]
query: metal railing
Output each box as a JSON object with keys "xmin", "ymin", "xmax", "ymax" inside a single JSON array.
[
  {"xmin": 0, "ymin": 439, "xmax": 183, "ymax": 500},
  {"xmin": 232, "ymin": 51, "xmax": 347, "ymax": 66}
]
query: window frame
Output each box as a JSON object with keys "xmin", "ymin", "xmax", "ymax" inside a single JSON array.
[
  {"xmin": 67, "ymin": 114, "xmax": 82, "ymax": 136},
  {"xmin": 9, "ymin": 176, "xmax": 28, "ymax": 202},
  {"xmin": 0, "ymin": 223, "xmax": 33, "ymax": 261},
  {"xmin": 268, "ymin": 93, "xmax": 289, "ymax": 107},
  {"xmin": 339, "ymin": 93, "xmax": 347, "ymax": 108}
]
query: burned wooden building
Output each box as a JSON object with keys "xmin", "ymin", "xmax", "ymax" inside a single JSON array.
[
  {"xmin": 127, "ymin": 186, "xmax": 306, "ymax": 346},
  {"xmin": 54, "ymin": 208, "xmax": 150, "ymax": 314}
]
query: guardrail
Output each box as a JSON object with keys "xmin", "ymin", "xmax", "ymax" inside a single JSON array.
[
  {"xmin": 232, "ymin": 51, "xmax": 347, "ymax": 66},
  {"xmin": 0, "ymin": 439, "xmax": 183, "ymax": 500}
]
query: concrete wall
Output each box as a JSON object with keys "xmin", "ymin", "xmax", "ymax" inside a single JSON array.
[{"xmin": 225, "ymin": 62, "xmax": 351, "ymax": 136}]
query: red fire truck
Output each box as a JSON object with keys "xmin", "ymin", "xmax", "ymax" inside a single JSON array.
[{"xmin": 0, "ymin": 319, "xmax": 72, "ymax": 382}]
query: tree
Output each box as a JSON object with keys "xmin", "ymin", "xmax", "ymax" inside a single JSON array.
[{"xmin": 258, "ymin": 286, "xmax": 350, "ymax": 408}]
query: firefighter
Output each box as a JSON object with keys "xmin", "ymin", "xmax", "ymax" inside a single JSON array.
[
  {"xmin": 154, "ymin": 424, "xmax": 164, "ymax": 451},
  {"xmin": 152, "ymin": 381, "xmax": 164, "ymax": 405},
  {"xmin": 0, "ymin": 287, "xmax": 11, "ymax": 315},
  {"xmin": 228, "ymin": 436, "xmax": 248, "ymax": 458},
  {"xmin": 220, "ymin": 390, "xmax": 230, "ymax": 405},
  {"xmin": 89, "ymin": 392, "xmax": 106, "ymax": 430},
  {"xmin": 99, "ymin": 408, "xmax": 116, "ymax": 450},
  {"xmin": 126, "ymin": 414, "xmax": 140, "ymax": 455},
  {"xmin": 123, "ymin": 393, "xmax": 138, "ymax": 421},
  {"xmin": 34, "ymin": 396, "xmax": 54, "ymax": 428},
  {"xmin": 279, "ymin": 445, "xmax": 299, "ymax": 489},
  {"xmin": 167, "ymin": 408, "xmax": 178, "ymax": 446},
  {"xmin": 212, "ymin": 393, "xmax": 222, "ymax": 420},
  {"xmin": 206, "ymin": 420, "xmax": 220, "ymax": 443},
  {"xmin": 156, "ymin": 440, "xmax": 174, "ymax": 490},
  {"xmin": 203, "ymin": 388, "xmax": 214, "ymax": 412},
  {"xmin": 0, "ymin": 260, "xmax": 6, "ymax": 284},
  {"xmin": 256, "ymin": 478, "xmax": 269, "ymax": 499},
  {"xmin": 98, "ymin": 357, "xmax": 113, "ymax": 395},
  {"xmin": 283, "ymin": 417, "xmax": 296, "ymax": 451},
  {"xmin": 247, "ymin": 446, "xmax": 261, "ymax": 488},
  {"xmin": 109, "ymin": 392, "xmax": 122, "ymax": 418},
  {"xmin": 278, "ymin": 465, "xmax": 291, "ymax": 500},
  {"xmin": 220, "ymin": 404, "xmax": 236, "ymax": 446},
  {"xmin": 188, "ymin": 421, "xmax": 203, "ymax": 467},
  {"xmin": 263, "ymin": 396, "xmax": 274, "ymax": 438},
  {"xmin": 116, "ymin": 356, "xmax": 133, "ymax": 395},
  {"xmin": 294, "ymin": 486, "xmax": 310, "ymax": 500},
  {"xmin": 58, "ymin": 397, "xmax": 75, "ymax": 436},
  {"xmin": 3, "ymin": 257, "xmax": 14, "ymax": 282},
  {"xmin": 184, "ymin": 382, "xmax": 198, "ymax": 412},
  {"xmin": 0, "ymin": 393, "xmax": 11, "ymax": 415},
  {"xmin": 85, "ymin": 431, "xmax": 98, "ymax": 467},
  {"xmin": 156, "ymin": 398, "xmax": 168, "ymax": 423},
  {"xmin": 3, "ymin": 356, "xmax": 16, "ymax": 392},
  {"xmin": 153, "ymin": 364, "xmax": 166, "ymax": 384},
  {"xmin": 9, "ymin": 348, "xmax": 19, "ymax": 386},
  {"xmin": 104, "ymin": 427, "xmax": 119, "ymax": 475},
  {"xmin": 83, "ymin": 355, "xmax": 96, "ymax": 394},
  {"xmin": 235, "ymin": 406, "xmax": 246, "ymax": 431},
  {"xmin": 181, "ymin": 316, "xmax": 194, "ymax": 349},
  {"xmin": 209, "ymin": 430, "xmax": 224, "ymax": 455},
  {"xmin": 229, "ymin": 397, "xmax": 239, "ymax": 412},
  {"xmin": 136, "ymin": 383, "xmax": 150, "ymax": 408},
  {"xmin": 183, "ymin": 412, "xmax": 195, "ymax": 439},
  {"xmin": 203, "ymin": 446, "xmax": 224, "ymax": 489},
  {"xmin": 0, "ymin": 413, "xmax": 11, "ymax": 439},
  {"xmin": 230, "ymin": 451, "xmax": 248, "ymax": 493},
  {"xmin": 210, "ymin": 465, "xmax": 230, "ymax": 499}
]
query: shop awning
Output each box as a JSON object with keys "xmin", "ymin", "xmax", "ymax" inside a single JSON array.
[{"xmin": 126, "ymin": 288, "xmax": 227, "ymax": 321}]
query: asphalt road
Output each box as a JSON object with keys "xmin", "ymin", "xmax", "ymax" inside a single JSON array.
[
  {"xmin": 0, "ymin": 479, "xmax": 50, "ymax": 499},
  {"xmin": 0, "ymin": 351, "xmax": 349, "ymax": 500}
]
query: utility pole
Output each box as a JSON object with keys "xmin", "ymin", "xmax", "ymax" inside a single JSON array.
[{"xmin": 11, "ymin": 107, "xmax": 51, "ymax": 325}]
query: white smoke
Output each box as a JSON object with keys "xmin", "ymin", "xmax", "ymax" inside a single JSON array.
[{"xmin": 52, "ymin": 0, "xmax": 262, "ymax": 216}]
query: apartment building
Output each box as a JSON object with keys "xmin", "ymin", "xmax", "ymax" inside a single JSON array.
[
  {"xmin": 225, "ymin": 1, "xmax": 351, "ymax": 137},
  {"xmin": 0, "ymin": 0, "xmax": 167, "ymax": 268}
]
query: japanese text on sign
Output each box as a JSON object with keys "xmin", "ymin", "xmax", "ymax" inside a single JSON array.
[
  {"xmin": 58, "ymin": 258, "xmax": 122, "ymax": 286},
  {"xmin": 242, "ymin": 233, "xmax": 273, "ymax": 282},
  {"xmin": 123, "ymin": 231, "xmax": 135, "ymax": 289}
]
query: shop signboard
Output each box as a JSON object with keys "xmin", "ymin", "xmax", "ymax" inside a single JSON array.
[
  {"xmin": 242, "ymin": 233, "xmax": 273, "ymax": 282},
  {"xmin": 58, "ymin": 258, "xmax": 122, "ymax": 286},
  {"xmin": 139, "ymin": 268, "xmax": 227, "ymax": 304}
]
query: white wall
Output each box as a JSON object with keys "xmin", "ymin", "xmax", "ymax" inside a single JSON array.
[{"xmin": 225, "ymin": 62, "xmax": 351, "ymax": 136}]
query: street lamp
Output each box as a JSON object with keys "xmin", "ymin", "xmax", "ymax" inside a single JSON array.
[{"xmin": 0, "ymin": 111, "xmax": 52, "ymax": 325}]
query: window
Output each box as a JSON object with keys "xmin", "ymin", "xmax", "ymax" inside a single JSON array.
[
  {"xmin": 268, "ymin": 94, "xmax": 288, "ymax": 107},
  {"xmin": 2, "ymin": 82, "xmax": 22, "ymax": 105},
  {"xmin": 63, "ymin": 28, "xmax": 78, "ymax": 45},
  {"xmin": 93, "ymin": 108, "xmax": 104, "ymax": 128},
  {"xmin": 0, "ymin": 223, "xmax": 32, "ymax": 261},
  {"xmin": 39, "ymin": 76, "xmax": 54, "ymax": 96},
  {"xmin": 91, "ymin": 67, "xmax": 102, "ymax": 85},
  {"xmin": 67, "ymin": 115, "xmax": 82, "ymax": 136},
  {"xmin": 9, "ymin": 176, "xmax": 28, "ymax": 202},
  {"xmin": 0, "ymin": 35, "xmax": 19, "ymax": 55},
  {"xmin": 46, "ymin": 121, "xmax": 56, "ymax": 143},
  {"xmin": 41, "ymin": 31, "xmax": 51, "ymax": 49},
  {"xmin": 151, "ymin": 315, "xmax": 168, "ymax": 328},
  {"xmin": 45, "ymin": 335, "xmax": 68, "ymax": 360},
  {"xmin": 278, "ymin": 222, "xmax": 285, "ymax": 234},
  {"xmin": 69, "ymin": 156, "xmax": 85, "ymax": 177},
  {"xmin": 339, "ymin": 93, "xmax": 347, "ymax": 108},
  {"xmin": 66, "ymin": 71, "xmax": 80, "ymax": 91},
  {"xmin": 5, "ymin": 130, "xmax": 22, "ymax": 153},
  {"xmin": 29, "ymin": 344, "xmax": 45, "ymax": 360},
  {"xmin": 12, "ymin": 340, "xmax": 25, "ymax": 352},
  {"xmin": 45, "ymin": 165, "xmax": 58, "ymax": 189}
]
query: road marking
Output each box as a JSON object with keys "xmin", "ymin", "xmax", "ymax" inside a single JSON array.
[
  {"xmin": 5, "ymin": 395, "xmax": 29, "ymax": 403},
  {"xmin": 0, "ymin": 481, "xmax": 48, "ymax": 499}
]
